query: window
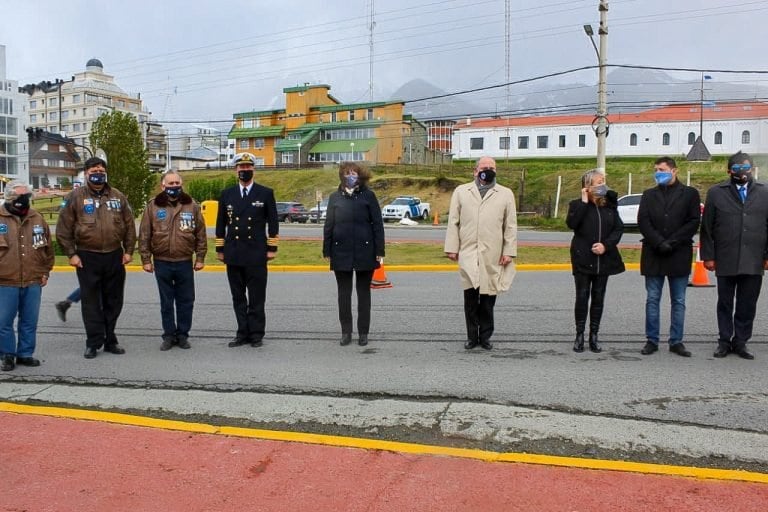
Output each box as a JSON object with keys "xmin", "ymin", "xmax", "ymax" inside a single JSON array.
[
  {"xmin": 331, "ymin": 112, "xmax": 337, "ymax": 122},
  {"xmin": 61, "ymin": 111, "xmax": 69, "ymax": 121},
  {"xmin": 518, "ymin": 136, "xmax": 529, "ymax": 149},
  {"xmin": 30, "ymin": 100, "xmax": 37, "ymax": 109},
  {"xmin": 558, "ymin": 135, "xmax": 566, "ymax": 148},
  {"xmin": 83, "ymin": 108, "xmax": 88, "ymax": 116},
  {"xmin": 687, "ymin": 132, "xmax": 695, "ymax": 145},
  {"xmin": 73, "ymin": 123, "xmax": 81, "ymax": 132},
  {"xmin": 49, "ymin": 98, "xmax": 58, "ymax": 107},
  {"xmin": 254, "ymin": 138, "xmax": 265, "ymax": 149},
  {"xmin": 537, "ymin": 135, "xmax": 548, "ymax": 149},
  {"xmin": 282, "ymin": 153, "xmax": 294, "ymax": 164},
  {"xmin": 115, "ymin": 99, "xmax": 125, "ymax": 108},
  {"xmin": 470, "ymin": 137, "xmax": 484, "ymax": 150},
  {"xmin": 30, "ymin": 114, "xmax": 37, "ymax": 122},
  {"xmin": 49, "ymin": 111, "xmax": 58, "ymax": 121},
  {"xmin": 742, "ymin": 130, "xmax": 751, "ymax": 144},
  {"xmin": 499, "ymin": 136, "xmax": 510, "ymax": 150},
  {"xmin": 243, "ymin": 119, "xmax": 253, "ymax": 128},
  {"xmin": 367, "ymin": 108, "xmax": 374, "ymax": 120},
  {"xmin": 254, "ymin": 157, "xmax": 265, "ymax": 167},
  {"xmin": 239, "ymin": 139, "xmax": 249, "ymax": 149},
  {"xmin": 578, "ymin": 134, "xmax": 586, "ymax": 147},
  {"xmin": 349, "ymin": 110, "xmax": 355, "ymax": 121},
  {"xmin": 72, "ymin": 94, "xmax": 81, "ymax": 104},
  {"xmin": 630, "ymin": 133, "xmax": 638, "ymax": 146},
  {"xmin": 662, "ymin": 133, "xmax": 670, "ymax": 146},
  {"xmin": 714, "ymin": 131, "xmax": 722, "ymax": 145}
]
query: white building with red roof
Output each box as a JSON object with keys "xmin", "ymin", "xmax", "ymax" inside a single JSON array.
[{"xmin": 451, "ymin": 102, "xmax": 767, "ymax": 160}]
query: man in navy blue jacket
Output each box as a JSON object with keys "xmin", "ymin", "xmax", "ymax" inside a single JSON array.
[{"xmin": 215, "ymin": 153, "xmax": 279, "ymax": 348}]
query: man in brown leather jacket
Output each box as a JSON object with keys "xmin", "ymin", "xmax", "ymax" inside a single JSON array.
[
  {"xmin": 0, "ymin": 181, "xmax": 55, "ymax": 371},
  {"xmin": 56, "ymin": 157, "xmax": 136, "ymax": 359},
  {"xmin": 139, "ymin": 172, "xmax": 206, "ymax": 351}
]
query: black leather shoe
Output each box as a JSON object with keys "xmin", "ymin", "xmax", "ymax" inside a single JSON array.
[
  {"xmin": 573, "ymin": 332, "xmax": 585, "ymax": 353},
  {"xmin": 1, "ymin": 356, "xmax": 15, "ymax": 371},
  {"xmin": 160, "ymin": 336, "xmax": 175, "ymax": 351},
  {"xmin": 340, "ymin": 333, "xmax": 352, "ymax": 346},
  {"xmin": 177, "ymin": 336, "xmax": 191, "ymax": 349},
  {"xmin": 464, "ymin": 339, "xmax": 479, "ymax": 350},
  {"xmin": 480, "ymin": 340, "xmax": 493, "ymax": 350},
  {"xmin": 640, "ymin": 342, "xmax": 659, "ymax": 355},
  {"xmin": 358, "ymin": 334, "xmax": 368, "ymax": 346},
  {"xmin": 250, "ymin": 339, "xmax": 263, "ymax": 348},
  {"xmin": 84, "ymin": 347, "xmax": 98, "ymax": 359},
  {"xmin": 16, "ymin": 356, "xmax": 40, "ymax": 367},
  {"xmin": 228, "ymin": 338, "xmax": 248, "ymax": 348},
  {"xmin": 588, "ymin": 333, "xmax": 602, "ymax": 353},
  {"xmin": 55, "ymin": 301, "xmax": 71, "ymax": 322},
  {"xmin": 713, "ymin": 346, "xmax": 729, "ymax": 358},
  {"xmin": 734, "ymin": 349, "xmax": 755, "ymax": 360},
  {"xmin": 669, "ymin": 343, "xmax": 691, "ymax": 357},
  {"xmin": 104, "ymin": 344, "xmax": 126, "ymax": 355}
]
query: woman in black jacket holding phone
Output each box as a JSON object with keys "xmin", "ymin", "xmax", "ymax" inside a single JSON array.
[
  {"xmin": 323, "ymin": 162, "xmax": 385, "ymax": 347},
  {"xmin": 566, "ymin": 169, "xmax": 625, "ymax": 353}
]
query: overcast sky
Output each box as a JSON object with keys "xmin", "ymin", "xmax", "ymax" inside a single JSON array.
[{"xmin": 2, "ymin": 0, "xmax": 766, "ymax": 128}]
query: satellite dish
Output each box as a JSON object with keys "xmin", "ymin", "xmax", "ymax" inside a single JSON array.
[{"xmin": 94, "ymin": 148, "xmax": 108, "ymax": 162}]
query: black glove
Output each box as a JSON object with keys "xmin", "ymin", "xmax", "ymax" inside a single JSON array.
[{"xmin": 657, "ymin": 240, "xmax": 675, "ymax": 254}]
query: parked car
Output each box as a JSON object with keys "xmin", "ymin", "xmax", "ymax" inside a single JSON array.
[
  {"xmin": 617, "ymin": 194, "xmax": 642, "ymax": 227},
  {"xmin": 276, "ymin": 202, "xmax": 310, "ymax": 223},
  {"xmin": 381, "ymin": 196, "xmax": 430, "ymax": 222},
  {"xmin": 308, "ymin": 199, "xmax": 328, "ymax": 223}
]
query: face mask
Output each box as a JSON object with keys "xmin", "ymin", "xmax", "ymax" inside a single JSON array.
[
  {"xmin": 654, "ymin": 171, "xmax": 673, "ymax": 185},
  {"xmin": 591, "ymin": 184, "xmax": 608, "ymax": 197},
  {"xmin": 345, "ymin": 175, "xmax": 359, "ymax": 188},
  {"xmin": 478, "ymin": 168, "xmax": 496, "ymax": 183},
  {"xmin": 730, "ymin": 163, "xmax": 752, "ymax": 185},
  {"xmin": 165, "ymin": 186, "xmax": 182, "ymax": 199},
  {"xmin": 8, "ymin": 193, "xmax": 31, "ymax": 216},
  {"xmin": 238, "ymin": 170, "xmax": 253, "ymax": 182},
  {"xmin": 88, "ymin": 172, "xmax": 107, "ymax": 185}
]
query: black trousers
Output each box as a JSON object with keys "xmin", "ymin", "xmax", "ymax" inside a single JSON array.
[
  {"xmin": 463, "ymin": 288, "xmax": 497, "ymax": 343},
  {"xmin": 573, "ymin": 273, "xmax": 609, "ymax": 333},
  {"xmin": 334, "ymin": 270, "xmax": 374, "ymax": 334},
  {"xmin": 76, "ymin": 249, "xmax": 126, "ymax": 349},
  {"xmin": 716, "ymin": 274, "xmax": 763, "ymax": 349},
  {"xmin": 226, "ymin": 264, "xmax": 268, "ymax": 343}
]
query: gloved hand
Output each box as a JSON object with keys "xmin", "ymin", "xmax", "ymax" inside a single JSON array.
[{"xmin": 657, "ymin": 240, "xmax": 675, "ymax": 254}]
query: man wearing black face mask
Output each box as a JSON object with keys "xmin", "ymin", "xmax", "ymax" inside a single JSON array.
[
  {"xmin": 56, "ymin": 157, "xmax": 136, "ymax": 359},
  {"xmin": 139, "ymin": 172, "xmax": 207, "ymax": 351},
  {"xmin": 701, "ymin": 151, "xmax": 768, "ymax": 360},
  {"xmin": 0, "ymin": 182, "xmax": 55, "ymax": 371},
  {"xmin": 216, "ymin": 153, "xmax": 279, "ymax": 348}
]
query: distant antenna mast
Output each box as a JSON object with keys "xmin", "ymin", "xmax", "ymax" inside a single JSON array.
[
  {"xmin": 368, "ymin": 0, "xmax": 376, "ymax": 101},
  {"xmin": 505, "ymin": 0, "xmax": 511, "ymax": 162}
]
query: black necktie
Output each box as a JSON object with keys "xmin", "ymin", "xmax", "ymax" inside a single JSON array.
[{"xmin": 242, "ymin": 187, "xmax": 247, "ymax": 199}]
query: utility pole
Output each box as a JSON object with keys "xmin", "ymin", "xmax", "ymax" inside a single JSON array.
[
  {"xmin": 368, "ymin": 0, "xmax": 376, "ymax": 101},
  {"xmin": 596, "ymin": 0, "xmax": 609, "ymax": 173}
]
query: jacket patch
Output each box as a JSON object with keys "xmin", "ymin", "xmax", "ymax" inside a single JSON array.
[
  {"xmin": 106, "ymin": 199, "xmax": 122, "ymax": 211},
  {"xmin": 0, "ymin": 223, "xmax": 6, "ymax": 234},
  {"xmin": 83, "ymin": 198, "xmax": 95, "ymax": 214},
  {"xmin": 157, "ymin": 209, "xmax": 167, "ymax": 220},
  {"xmin": 179, "ymin": 212, "xmax": 194, "ymax": 231},
  {"xmin": 32, "ymin": 225, "xmax": 47, "ymax": 249}
]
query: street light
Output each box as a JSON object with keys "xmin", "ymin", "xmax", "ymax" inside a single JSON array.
[
  {"xmin": 297, "ymin": 142, "xmax": 301, "ymax": 169},
  {"xmin": 583, "ymin": 0, "xmax": 609, "ymax": 173},
  {"xmin": 350, "ymin": 142, "xmax": 355, "ymax": 162}
]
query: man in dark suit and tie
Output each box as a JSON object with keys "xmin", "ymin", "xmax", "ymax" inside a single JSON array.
[
  {"xmin": 701, "ymin": 151, "xmax": 768, "ymax": 360},
  {"xmin": 216, "ymin": 153, "xmax": 279, "ymax": 348}
]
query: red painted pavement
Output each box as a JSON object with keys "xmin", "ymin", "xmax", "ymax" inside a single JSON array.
[{"xmin": 2, "ymin": 412, "xmax": 766, "ymax": 512}]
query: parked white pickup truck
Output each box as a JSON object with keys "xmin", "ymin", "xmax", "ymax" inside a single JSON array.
[{"xmin": 381, "ymin": 196, "xmax": 430, "ymax": 221}]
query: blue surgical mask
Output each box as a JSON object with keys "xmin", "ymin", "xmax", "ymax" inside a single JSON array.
[
  {"xmin": 654, "ymin": 171, "xmax": 673, "ymax": 185},
  {"xmin": 165, "ymin": 186, "xmax": 182, "ymax": 198},
  {"xmin": 345, "ymin": 175, "xmax": 359, "ymax": 188},
  {"xmin": 88, "ymin": 172, "xmax": 107, "ymax": 185},
  {"xmin": 591, "ymin": 184, "xmax": 608, "ymax": 197}
]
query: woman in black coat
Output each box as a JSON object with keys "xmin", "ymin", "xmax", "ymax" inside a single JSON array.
[
  {"xmin": 323, "ymin": 162, "xmax": 385, "ymax": 346},
  {"xmin": 566, "ymin": 169, "xmax": 625, "ymax": 353}
]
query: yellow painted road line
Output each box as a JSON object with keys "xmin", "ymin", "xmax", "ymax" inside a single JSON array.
[{"xmin": 0, "ymin": 401, "xmax": 764, "ymax": 484}]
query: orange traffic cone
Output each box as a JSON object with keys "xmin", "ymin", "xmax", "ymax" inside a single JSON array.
[
  {"xmin": 371, "ymin": 259, "xmax": 393, "ymax": 289},
  {"xmin": 433, "ymin": 210, "xmax": 439, "ymax": 226},
  {"xmin": 688, "ymin": 261, "xmax": 714, "ymax": 287}
]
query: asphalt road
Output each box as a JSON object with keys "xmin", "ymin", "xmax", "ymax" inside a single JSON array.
[{"xmin": 2, "ymin": 268, "xmax": 766, "ymax": 468}]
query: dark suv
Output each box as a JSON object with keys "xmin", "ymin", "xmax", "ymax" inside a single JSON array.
[{"xmin": 276, "ymin": 202, "xmax": 310, "ymax": 223}]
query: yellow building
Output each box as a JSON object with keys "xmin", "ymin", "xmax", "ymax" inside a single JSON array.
[{"xmin": 229, "ymin": 83, "xmax": 429, "ymax": 166}]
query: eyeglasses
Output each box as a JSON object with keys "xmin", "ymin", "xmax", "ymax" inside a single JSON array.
[{"xmin": 731, "ymin": 164, "xmax": 752, "ymax": 172}]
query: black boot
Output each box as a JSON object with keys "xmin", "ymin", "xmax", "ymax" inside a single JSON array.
[
  {"xmin": 573, "ymin": 332, "xmax": 585, "ymax": 352},
  {"xmin": 588, "ymin": 332, "xmax": 602, "ymax": 353}
]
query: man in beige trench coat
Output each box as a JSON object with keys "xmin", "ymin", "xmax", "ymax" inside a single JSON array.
[{"xmin": 444, "ymin": 156, "xmax": 517, "ymax": 350}]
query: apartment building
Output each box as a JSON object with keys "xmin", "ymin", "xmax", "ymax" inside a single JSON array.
[
  {"xmin": 0, "ymin": 45, "xmax": 28, "ymax": 187},
  {"xmin": 229, "ymin": 83, "xmax": 436, "ymax": 166}
]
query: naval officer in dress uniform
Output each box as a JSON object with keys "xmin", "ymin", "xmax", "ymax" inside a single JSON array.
[{"xmin": 216, "ymin": 153, "xmax": 279, "ymax": 348}]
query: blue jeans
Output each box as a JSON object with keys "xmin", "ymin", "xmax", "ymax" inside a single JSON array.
[
  {"xmin": 154, "ymin": 260, "xmax": 195, "ymax": 338},
  {"xmin": 0, "ymin": 285, "xmax": 42, "ymax": 358},
  {"xmin": 645, "ymin": 275, "xmax": 688, "ymax": 345}
]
